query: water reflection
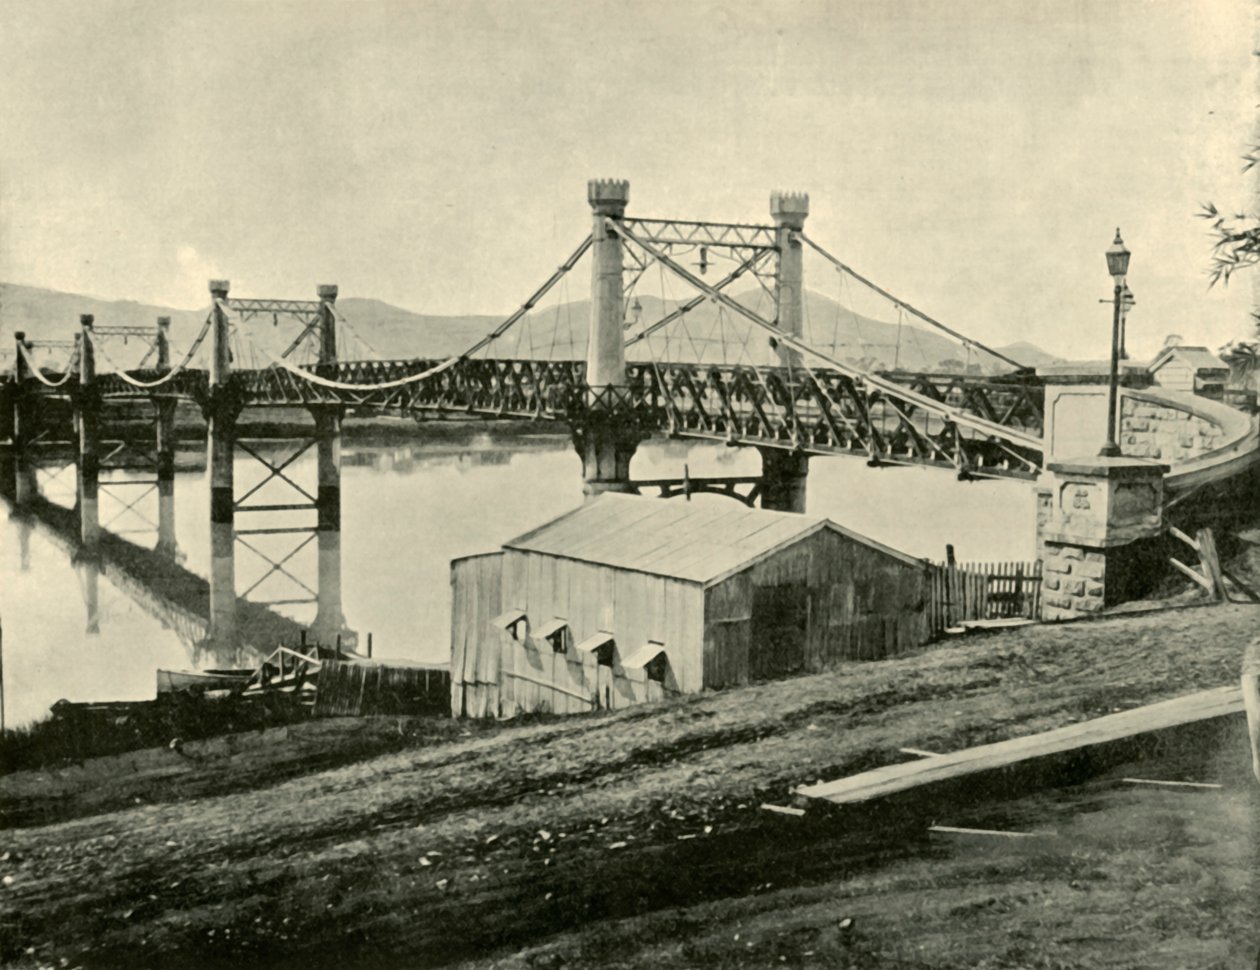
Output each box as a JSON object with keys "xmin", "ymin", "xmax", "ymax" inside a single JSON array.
[{"xmin": 0, "ymin": 429, "xmax": 1035, "ymax": 727}]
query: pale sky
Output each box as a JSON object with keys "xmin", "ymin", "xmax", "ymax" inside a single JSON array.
[{"xmin": 1, "ymin": 0, "xmax": 1255, "ymax": 360}]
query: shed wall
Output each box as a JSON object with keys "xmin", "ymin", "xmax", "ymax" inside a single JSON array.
[
  {"xmin": 450, "ymin": 552, "xmax": 504, "ymax": 717},
  {"xmin": 452, "ymin": 550, "xmax": 705, "ymax": 717},
  {"xmin": 704, "ymin": 528, "xmax": 930, "ymax": 688}
]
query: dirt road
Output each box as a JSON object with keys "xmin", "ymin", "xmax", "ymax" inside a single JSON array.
[{"xmin": 2, "ymin": 601, "xmax": 1258, "ymax": 969}]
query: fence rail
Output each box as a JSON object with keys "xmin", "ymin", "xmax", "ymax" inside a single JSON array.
[{"xmin": 929, "ymin": 558, "xmax": 1041, "ymax": 634}]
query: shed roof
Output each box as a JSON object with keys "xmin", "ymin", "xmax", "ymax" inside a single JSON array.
[
  {"xmin": 1149, "ymin": 346, "xmax": 1228, "ymax": 373},
  {"xmin": 503, "ymin": 493, "xmax": 923, "ymax": 587}
]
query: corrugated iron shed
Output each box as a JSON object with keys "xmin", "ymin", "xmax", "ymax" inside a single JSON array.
[{"xmin": 503, "ymin": 493, "xmax": 923, "ymax": 587}]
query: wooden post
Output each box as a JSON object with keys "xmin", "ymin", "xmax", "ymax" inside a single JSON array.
[
  {"xmin": 945, "ymin": 544, "xmax": 959, "ymax": 628},
  {"xmin": 1195, "ymin": 528, "xmax": 1225, "ymax": 602}
]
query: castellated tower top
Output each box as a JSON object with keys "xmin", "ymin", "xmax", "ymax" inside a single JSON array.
[
  {"xmin": 317, "ymin": 284, "xmax": 339, "ymax": 302},
  {"xmin": 588, "ymin": 178, "xmax": 630, "ymax": 216},
  {"xmin": 770, "ymin": 191, "xmax": 810, "ymax": 229}
]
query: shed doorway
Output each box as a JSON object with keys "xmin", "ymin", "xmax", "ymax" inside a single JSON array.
[{"xmin": 750, "ymin": 584, "xmax": 809, "ymax": 680}]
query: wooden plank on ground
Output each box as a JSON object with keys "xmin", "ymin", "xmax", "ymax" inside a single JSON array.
[
  {"xmin": 1197, "ymin": 528, "xmax": 1225, "ymax": 602},
  {"xmin": 796, "ymin": 686, "xmax": 1243, "ymax": 809},
  {"xmin": 1120, "ymin": 777, "xmax": 1223, "ymax": 790}
]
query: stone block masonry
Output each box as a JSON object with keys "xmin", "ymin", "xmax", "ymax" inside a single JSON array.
[
  {"xmin": 1041, "ymin": 545, "xmax": 1107, "ymax": 618},
  {"xmin": 1120, "ymin": 396, "xmax": 1223, "ymax": 463},
  {"xmin": 1037, "ymin": 457, "xmax": 1167, "ymax": 622}
]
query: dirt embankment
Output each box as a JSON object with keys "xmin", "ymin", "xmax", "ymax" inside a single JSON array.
[{"xmin": 2, "ymin": 601, "xmax": 1259, "ymax": 969}]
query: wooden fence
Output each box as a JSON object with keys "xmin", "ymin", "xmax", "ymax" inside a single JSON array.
[
  {"xmin": 313, "ymin": 660, "xmax": 451, "ymax": 717},
  {"xmin": 928, "ymin": 556, "xmax": 1042, "ymax": 634}
]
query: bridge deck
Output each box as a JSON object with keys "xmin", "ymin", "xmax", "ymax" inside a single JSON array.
[{"xmin": 795, "ymin": 685, "xmax": 1244, "ymax": 811}]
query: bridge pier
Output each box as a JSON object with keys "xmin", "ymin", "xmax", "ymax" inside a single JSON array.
[
  {"xmin": 579, "ymin": 178, "xmax": 643, "ymax": 496},
  {"xmin": 207, "ymin": 280, "xmax": 238, "ymax": 649},
  {"xmin": 578, "ymin": 423, "xmax": 643, "ymax": 497},
  {"xmin": 310, "ymin": 285, "xmax": 346, "ymax": 646},
  {"xmin": 80, "ymin": 557, "xmax": 101, "ymax": 635},
  {"xmin": 770, "ymin": 191, "xmax": 809, "ymax": 369},
  {"xmin": 10, "ymin": 331, "xmax": 34, "ymax": 456},
  {"xmin": 154, "ymin": 316, "xmax": 179, "ymax": 558},
  {"xmin": 8, "ymin": 334, "xmax": 37, "ymax": 511},
  {"xmin": 759, "ymin": 447, "xmax": 809, "ymax": 513},
  {"xmin": 75, "ymin": 316, "xmax": 101, "ymax": 548}
]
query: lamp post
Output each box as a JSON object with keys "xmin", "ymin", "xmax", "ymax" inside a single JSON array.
[
  {"xmin": 1118, "ymin": 283, "xmax": 1135, "ymax": 360},
  {"xmin": 1099, "ymin": 228, "xmax": 1131, "ymax": 458}
]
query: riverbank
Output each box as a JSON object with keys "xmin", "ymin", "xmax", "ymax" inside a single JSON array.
[{"xmin": 3, "ymin": 599, "xmax": 1258, "ymax": 969}]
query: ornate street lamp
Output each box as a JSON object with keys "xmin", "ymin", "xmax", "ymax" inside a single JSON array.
[
  {"xmin": 1099, "ymin": 229, "xmax": 1130, "ymax": 457},
  {"xmin": 1118, "ymin": 283, "xmax": 1135, "ymax": 360}
]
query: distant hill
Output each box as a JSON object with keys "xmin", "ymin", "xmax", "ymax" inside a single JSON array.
[
  {"xmin": 993, "ymin": 341, "xmax": 1064, "ymax": 369},
  {"xmin": 1, "ymin": 281, "xmax": 1060, "ymax": 375}
]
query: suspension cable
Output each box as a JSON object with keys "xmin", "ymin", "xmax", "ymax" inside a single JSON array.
[
  {"xmin": 610, "ymin": 220, "xmax": 1041, "ymax": 452},
  {"xmin": 798, "ymin": 232, "xmax": 1026, "ymax": 371},
  {"xmin": 16, "ymin": 341, "xmax": 81, "ymax": 387},
  {"xmin": 250, "ymin": 235, "xmax": 594, "ymax": 391},
  {"xmin": 84, "ymin": 313, "xmax": 213, "ymax": 388}
]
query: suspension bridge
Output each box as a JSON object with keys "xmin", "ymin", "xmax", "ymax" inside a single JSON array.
[{"xmin": 1, "ymin": 179, "xmax": 1256, "ymax": 653}]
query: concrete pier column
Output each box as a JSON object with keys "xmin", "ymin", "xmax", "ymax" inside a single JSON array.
[
  {"xmin": 579, "ymin": 179, "xmax": 641, "ymax": 496},
  {"xmin": 207, "ymin": 280, "xmax": 237, "ymax": 647},
  {"xmin": 11, "ymin": 332, "xmax": 32, "ymax": 456},
  {"xmin": 16, "ymin": 514, "xmax": 32, "ymax": 571},
  {"xmin": 10, "ymin": 333, "xmax": 37, "ymax": 510},
  {"xmin": 154, "ymin": 317, "xmax": 178, "ymax": 558},
  {"xmin": 311, "ymin": 284, "xmax": 345, "ymax": 645},
  {"xmin": 76, "ymin": 315, "xmax": 100, "ymax": 548},
  {"xmin": 586, "ymin": 179, "xmax": 629, "ymax": 393},
  {"xmin": 12, "ymin": 453, "xmax": 37, "ymax": 510},
  {"xmin": 81, "ymin": 557, "xmax": 101, "ymax": 635},
  {"xmin": 578, "ymin": 423, "xmax": 642, "ymax": 498},
  {"xmin": 759, "ymin": 447, "xmax": 809, "ymax": 513},
  {"xmin": 770, "ymin": 191, "xmax": 809, "ymax": 369}
]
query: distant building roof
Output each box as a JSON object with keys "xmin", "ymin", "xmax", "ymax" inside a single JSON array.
[
  {"xmin": 1149, "ymin": 346, "xmax": 1228, "ymax": 373},
  {"xmin": 503, "ymin": 493, "xmax": 923, "ymax": 587}
]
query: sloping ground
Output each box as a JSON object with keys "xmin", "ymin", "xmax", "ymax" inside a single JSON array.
[{"xmin": 2, "ymin": 600, "xmax": 1257, "ymax": 969}]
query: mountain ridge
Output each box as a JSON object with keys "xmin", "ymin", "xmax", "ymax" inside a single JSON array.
[{"xmin": 1, "ymin": 281, "xmax": 1060, "ymax": 374}]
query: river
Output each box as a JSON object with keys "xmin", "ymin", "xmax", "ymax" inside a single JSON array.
[{"xmin": 0, "ymin": 428, "xmax": 1037, "ymax": 727}]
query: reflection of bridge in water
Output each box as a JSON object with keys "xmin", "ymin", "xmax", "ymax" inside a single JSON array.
[
  {"xmin": 0, "ymin": 453, "xmax": 311, "ymax": 667},
  {"xmin": 2, "ymin": 179, "xmax": 1257, "ymax": 653}
]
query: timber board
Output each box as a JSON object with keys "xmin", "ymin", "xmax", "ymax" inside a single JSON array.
[{"xmin": 795, "ymin": 685, "xmax": 1244, "ymax": 808}]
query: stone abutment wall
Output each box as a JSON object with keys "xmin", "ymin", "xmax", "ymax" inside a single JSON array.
[{"xmin": 1119, "ymin": 395, "xmax": 1225, "ymax": 462}]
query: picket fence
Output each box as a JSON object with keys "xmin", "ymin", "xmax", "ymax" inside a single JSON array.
[{"xmin": 928, "ymin": 558, "xmax": 1042, "ymax": 634}]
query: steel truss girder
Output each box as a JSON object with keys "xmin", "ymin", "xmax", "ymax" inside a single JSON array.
[
  {"xmin": 629, "ymin": 362, "xmax": 1042, "ymax": 480},
  {"xmin": 226, "ymin": 298, "xmax": 322, "ymax": 323},
  {"xmin": 621, "ymin": 218, "xmax": 778, "ymax": 251},
  {"xmin": 93, "ymin": 326, "xmax": 157, "ymax": 338},
  {"xmin": 8, "ymin": 359, "xmax": 1045, "ymax": 478}
]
